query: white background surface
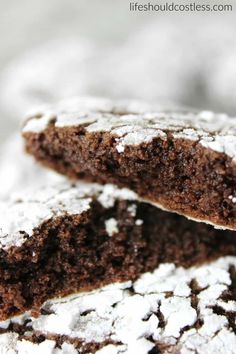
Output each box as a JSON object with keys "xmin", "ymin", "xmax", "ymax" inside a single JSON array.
[{"xmin": 0, "ymin": 0, "xmax": 235, "ymax": 142}]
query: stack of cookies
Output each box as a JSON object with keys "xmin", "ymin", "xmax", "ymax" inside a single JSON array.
[{"xmin": 0, "ymin": 97, "xmax": 235, "ymax": 353}]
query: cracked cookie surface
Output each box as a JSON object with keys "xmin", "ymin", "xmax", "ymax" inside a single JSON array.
[{"xmin": 0, "ymin": 256, "xmax": 235, "ymax": 353}]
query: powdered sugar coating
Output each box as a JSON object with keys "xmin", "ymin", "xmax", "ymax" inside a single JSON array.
[
  {"xmin": 0, "ymin": 333, "xmax": 77, "ymax": 354},
  {"xmin": 23, "ymin": 97, "xmax": 236, "ymax": 162},
  {"xmin": 0, "ymin": 181, "xmax": 137, "ymax": 250},
  {"xmin": 105, "ymin": 218, "xmax": 119, "ymax": 237},
  {"xmin": 0, "ymin": 256, "xmax": 235, "ymax": 353}
]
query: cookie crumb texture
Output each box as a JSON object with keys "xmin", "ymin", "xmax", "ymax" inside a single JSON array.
[
  {"xmin": 23, "ymin": 97, "xmax": 236, "ymax": 229},
  {"xmin": 1, "ymin": 182, "xmax": 236, "ymax": 321},
  {"xmin": 0, "ymin": 256, "xmax": 235, "ymax": 353}
]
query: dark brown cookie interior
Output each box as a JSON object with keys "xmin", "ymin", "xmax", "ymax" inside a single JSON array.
[{"xmin": 23, "ymin": 125, "xmax": 236, "ymax": 229}]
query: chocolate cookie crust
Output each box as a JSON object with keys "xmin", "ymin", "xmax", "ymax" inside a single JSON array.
[
  {"xmin": 23, "ymin": 98, "xmax": 236, "ymax": 229},
  {"xmin": 0, "ymin": 182, "xmax": 236, "ymax": 321}
]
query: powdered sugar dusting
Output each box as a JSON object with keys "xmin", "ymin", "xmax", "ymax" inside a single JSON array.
[
  {"xmin": 229, "ymin": 195, "xmax": 236, "ymax": 204},
  {"xmin": 0, "ymin": 256, "xmax": 235, "ymax": 353},
  {"xmin": 23, "ymin": 97, "xmax": 236, "ymax": 162},
  {"xmin": 105, "ymin": 218, "xmax": 119, "ymax": 237},
  {"xmin": 0, "ymin": 181, "xmax": 138, "ymax": 250},
  {"xmin": 0, "ymin": 333, "xmax": 78, "ymax": 354}
]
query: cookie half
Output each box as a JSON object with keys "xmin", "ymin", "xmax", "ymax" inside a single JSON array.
[
  {"xmin": 0, "ymin": 256, "xmax": 235, "ymax": 353},
  {"xmin": 23, "ymin": 97, "xmax": 236, "ymax": 229},
  {"xmin": 0, "ymin": 181, "xmax": 236, "ymax": 320}
]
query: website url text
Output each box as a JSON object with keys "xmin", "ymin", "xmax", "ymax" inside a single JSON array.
[{"xmin": 129, "ymin": 2, "xmax": 233, "ymax": 12}]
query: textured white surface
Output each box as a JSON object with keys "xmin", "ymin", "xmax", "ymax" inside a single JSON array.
[
  {"xmin": 1, "ymin": 10, "xmax": 236, "ymax": 139},
  {"xmin": 0, "ymin": 256, "xmax": 235, "ymax": 353},
  {"xmin": 0, "ymin": 179, "xmax": 137, "ymax": 250},
  {"xmin": 206, "ymin": 49, "xmax": 236, "ymax": 114},
  {"xmin": 23, "ymin": 97, "xmax": 236, "ymax": 162},
  {"xmin": 0, "ymin": 20, "xmax": 195, "ymax": 124},
  {"xmin": 0, "ymin": 333, "xmax": 78, "ymax": 354},
  {"xmin": 197, "ymin": 20, "xmax": 236, "ymax": 115},
  {"xmin": 0, "ymin": 38, "xmax": 96, "ymax": 121},
  {"xmin": 98, "ymin": 18, "xmax": 199, "ymax": 105},
  {"xmin": 98, "ymin": 16, "xmax": 236, "ymax": 115}
]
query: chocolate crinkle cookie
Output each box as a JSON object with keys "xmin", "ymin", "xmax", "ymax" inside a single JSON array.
[
  {"xmin": 23, "ymin": 97, "xmax": 236, "ymax": 230},
  {"xmin": 0, "ymin": 180, "xmax": 236, "ymax": 320},
  {"xmin": 0, "ymin": 255, "xmax": 235, "ymax": 353}
]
